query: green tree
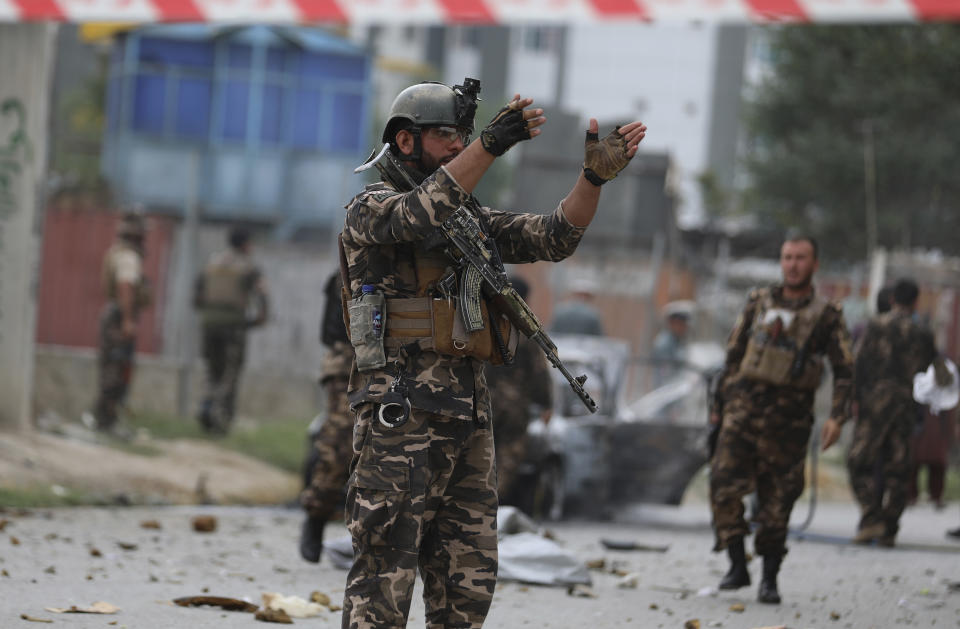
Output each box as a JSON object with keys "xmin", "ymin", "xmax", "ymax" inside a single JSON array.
[{"xmin": 743, "ymin": 25, "xmax": 960, "ymax": 261}]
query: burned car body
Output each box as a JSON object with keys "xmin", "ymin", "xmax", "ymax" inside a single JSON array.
[{"xmin": 506, "ymin": 335, "xmax": 723, "ymax": 520}]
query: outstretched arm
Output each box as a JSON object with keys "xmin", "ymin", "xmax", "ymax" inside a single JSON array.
[
  {"xmin": 563, "ymin": 119, "xmax": 646, "ymax": 227},
  {"xmin": 446, "ymin": 95, "xmax": 545, "ymax": 194}
]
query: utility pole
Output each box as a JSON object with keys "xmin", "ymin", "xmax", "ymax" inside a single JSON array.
[
  {"xmin": 862, "ymin": 119, "xmax": 879, "ymax": 262},
  {"xmin": 175, "ymin": 152, "xmax": 201, "ymax": 418}
]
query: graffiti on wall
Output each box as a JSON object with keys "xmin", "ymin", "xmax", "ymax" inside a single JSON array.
[
  {"xmin": 0, "ymin": 97, "xmax": 34, "ymax": 346},
  {"xmin": 0, "ymin": 97, "xmax": 32, "ymax": 219}
]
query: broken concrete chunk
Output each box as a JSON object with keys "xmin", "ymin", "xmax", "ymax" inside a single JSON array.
[
  {"xmin": 309, "ymin": 591, "xmax": 331, "ymax": 606},
  {"xmin": 566, "ymin": 584, "xmax": 597, "ymax": 598},
  {"xmin": 729, "ymin": 603, "xmax": 745, "ymax": 612},
  {"xmin": 585, "ymin": 558, "xmax": 606, "ymax": 570},
  {"xmin": 262, "ymin": 592, "xmax": 325, "ymax": 618},
  {"xmin": 255, "ymin": 608, "xmax": 293, "ymax": 624},
  {"xmin": 684, "ymin": 620, "xmax": 700, "ymax": 629},
  {"xmin": 140, "ymin": 520, "xmax": 162, "ymax": 530}
]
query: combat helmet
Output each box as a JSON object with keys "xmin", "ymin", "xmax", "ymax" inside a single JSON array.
[
  {"xmin": 381, "ymin": 78, "xmax": 481, "ymax": 159},
  {"xmin": 117, "ymin": 206, "xmax": 146, "ymax": 241}
]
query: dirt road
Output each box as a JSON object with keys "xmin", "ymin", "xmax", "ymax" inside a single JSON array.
[{"xmin": 1, "ymin": 501, "xmax": 958, "ymax": 628}]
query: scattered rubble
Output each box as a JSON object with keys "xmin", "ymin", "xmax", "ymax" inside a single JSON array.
[
  {"xmin": 45, "ymin": 601, "xmax": 120, "ymax": 614},
  {"xmin": 255, "ymin": 608, "xmax": 293, "ymax": 624},
  {"xmin": 191, "ymin": 515, "xmax": 218, "ymax": 533},
  {"xmin": 261, "ymin": 592, "xmax": 325, "ymax": 618}
]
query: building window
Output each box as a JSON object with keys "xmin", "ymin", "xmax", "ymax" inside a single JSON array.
[
  {"xmin": 119, "ymin": 34, "xmax": 368, "ymax": 155},
  {"xmin": 521, "ymin": 26, "xmax": 558, "ymax": 53},
  {"xmin": 132, "ymin": 74, "xmax": 166, "ymax": 134}
]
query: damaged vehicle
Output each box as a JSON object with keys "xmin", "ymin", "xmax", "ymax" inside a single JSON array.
[{"xmin": 506, "ymin": 335, "xmax": 724, "ymax": 520}]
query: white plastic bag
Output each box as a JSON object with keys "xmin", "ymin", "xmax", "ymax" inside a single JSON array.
[{"xmin": 913, "ymin": 358, "xmax": 959, "ymax": 414}]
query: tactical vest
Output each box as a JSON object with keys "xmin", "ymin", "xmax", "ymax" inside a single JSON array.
[
  {"xmin": 737, "ymin": 289, "xmax": 829, "ymax": 390},
  {"xmin": 202, "ymin": 250, "xmax": 256, "ymax": 313},
  {"xmin": 101, "ymin": 243, "xmax": 150, "ymax": 311},
  {"xmin": 339, "ymin": 231, "xmax": 518, "ymax": 366}
]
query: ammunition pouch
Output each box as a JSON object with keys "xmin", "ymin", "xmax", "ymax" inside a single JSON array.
[
  {"xmin": 384, "ymin": 297, "xmax": 517, "ymax": 365},
  {"xmin": 737, "ymin": 291, "xmax": 828, "ymax": 391},
  {"xmin": 739, "ymin": 338, "xmax": 823, "ymax": 390},
  {"xmin": 348, "ymin": 290, "xmax": 388, "ymax": 372}
]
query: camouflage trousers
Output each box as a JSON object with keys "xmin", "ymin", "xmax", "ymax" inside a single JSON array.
[
  {"xmin": 94, "ymin": 303, "xmax": 135, "ymax": 429},
  {"xmin": 342, "ymin": 404, "xmax": 498, "ymax": 629},
  {"xmin": 846, "ymin": 391, "xmax": 915, "ymax": 535},
  {"xmin": 199, "ymin": 325, "xmax": 247, "ymax": 434},
  {"xmin": 300, "ymin": 377, "xmax": 353, "ymax": 520},
  {"xmin": 710, "ymin": 396, "xmax": 812, "ymax": 557}
]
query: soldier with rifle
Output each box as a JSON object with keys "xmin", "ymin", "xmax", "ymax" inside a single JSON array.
[{"xmin": 338, "ymin": 78, "xmax": 645, "ymax": 627}]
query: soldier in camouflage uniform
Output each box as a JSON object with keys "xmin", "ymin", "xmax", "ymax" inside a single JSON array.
[
  {"xmin": 193, "ymin": 227, "xmax": 268, "ymax": 434},
  {"xmin": 92, "ymin": 210, "xmax": 151, "ymax": 433},
  {"xmin": 484, "ymin": 276, "xmax": 553, "ymax": 501},
  {"xmin": 847, "ymin": 278, "xmax": 950, "ymax": 546},
  {"xmin": 709, "ymin": 235, "xmax": 853, "ymax": 604},
  {"xmin": 339, "ymin": 79, "xmax": 646, "ymax": 628},
  {"xmin": 299, "ymin": 271, "xmax": 356, "ymax": 562}
]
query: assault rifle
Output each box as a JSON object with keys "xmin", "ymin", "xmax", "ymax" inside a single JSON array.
[{"xmin": 355, "ymin": 144, "xmax": 599, "ymax": 414}]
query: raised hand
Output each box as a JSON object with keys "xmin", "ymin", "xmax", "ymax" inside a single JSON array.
[
  {"xmin": 480, "ymin": 94, "xmax": 546, "ymax": 157},
  {"xmin": 582, "ymin": 118, "xmax": 646, "ymax": 185}
]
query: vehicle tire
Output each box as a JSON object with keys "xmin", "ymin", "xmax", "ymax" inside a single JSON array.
[{"xmin": 531, "ymin": 459, "xmax": 565, "ymax": 521}]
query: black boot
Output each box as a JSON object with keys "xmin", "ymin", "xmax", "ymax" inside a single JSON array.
[
  {"xmin": 299, "ymin": 515, "xmax": 326, "ymax": 563},
  {"xmin": 718, "ymin": 537, "xmax": 750, "ymax": 590},
  {"xmin": 757, "ymin": 554, "xmax": 782, "ymax": 604}
]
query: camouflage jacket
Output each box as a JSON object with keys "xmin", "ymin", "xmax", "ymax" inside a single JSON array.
[
  {"xmin": 854, "ymin": 309, "xmax": 937, "ymax": 404},
  {"xmin": 712, "ymin": 285, "xmax": 854, "ymax": 423},
  {"xmin": 485, "ymin": 337, "xmax": 553, "ymax": 438},
  {"xmin": 341, "ymin": 165, "xmax": 586, "ymax": 422}
]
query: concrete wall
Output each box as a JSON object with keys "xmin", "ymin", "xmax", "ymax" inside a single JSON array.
[
  {"xmin": 34, "ymin": 345, "xmax": 321, "ymax": 424},
  {"xmin": 0, "ymin": 24, "xmax": 57, "ymax": 430}
]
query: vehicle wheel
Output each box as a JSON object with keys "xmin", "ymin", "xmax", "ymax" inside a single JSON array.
[{"xmin": 532, "ymin": 459, "xmax": 565, "ymax": 521}]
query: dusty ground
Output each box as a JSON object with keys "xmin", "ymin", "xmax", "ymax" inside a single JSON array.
[
  {"xmin": 0, "ymin": 426, "xmax": 300, "ymax": 505},
  {"xmin": 0, "ymin": 503, "xmax": 958, "ymax": 629},
  {"xmin": 1, "ymin": 426, "xmax": 959, "ymax": 628}
]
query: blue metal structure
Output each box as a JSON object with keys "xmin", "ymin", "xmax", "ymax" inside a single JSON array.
[{"xmin": 102, "ymin": 25, "xmax": 371, "ymax": 236}]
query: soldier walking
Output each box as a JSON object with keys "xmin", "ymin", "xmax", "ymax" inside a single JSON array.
[
  {"xmin": 299, "ymin": 271, "xmax": 355, "ymax": 562},
  {"xmin": 90, "ymin": 210, "xmax": 151, "ymax": 434},
  {"xmin": 709, "ymin": 234, "xmax": 853, "ymax": 604},
  {"xmin": 193, "ymin": 227, "xmax": 268, "ymax": 434},
  {"xmin": 339, "ymin": 78, "xmax": 645, "ymax": 627},
  {"xmin": 847, "ymin": 278, "xmax": 952, "ymax": 546}
]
